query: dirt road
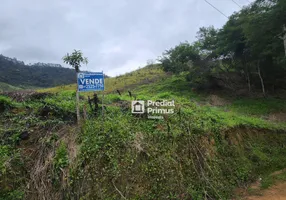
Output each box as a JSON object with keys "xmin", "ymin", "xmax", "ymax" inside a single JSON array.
[{"xmin": 246, "ymin": 182, "xmax": 286, "ymax": 200}]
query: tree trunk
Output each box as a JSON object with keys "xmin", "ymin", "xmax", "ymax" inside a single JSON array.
[
  {"xmin": 283, "ymin": 25, "xmax": 286, "ymax": 57},
  {"xmin": 102, "ymin": 93, "xmax": 104, "ymax": 119},
  {"xmin": 246, "ymin": 70, "xmax": 251, "ymax": 93},
  {"xmin": 243, "ymin": 59, "xmax": 251, "ymax": 93},
  {"xmin": 257, "ymin": 61, "xmax": 265, "ymax": 97},
  {"xmin": 83, "ymin": 105, "xmax": 87, "ymax": 120},
  {"xmin": 245, "ymin": 65, "xmax": 251, "ymax": 93}
]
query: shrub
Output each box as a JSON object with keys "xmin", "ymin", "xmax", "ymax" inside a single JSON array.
[{"xmin": 0, "ymin": 96, "xmax": 13, "ymax": 112}]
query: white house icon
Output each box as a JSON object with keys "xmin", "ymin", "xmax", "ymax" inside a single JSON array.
[
  {"xmin": 132, "ymin": 101, "xmax": 144, "ymax": 114},
  {"xmin": 78, "ymin": 73, "xmax": 84, "ymax": 79}
]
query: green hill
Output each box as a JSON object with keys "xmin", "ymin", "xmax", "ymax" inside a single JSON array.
[
  {"xmin": 39, "ymin": 64, "xmax": 167, "ymax": 94},
  {"xmin": 1, "ymin": 65, "xmax": 286, "ymax": 200},
  {"xmin": 1, "ymin": 0, "xmax": 286, "ymax": 198},
  {"xmin": 0, "ymin": 54, "xmax": 77, "ymax": 89}
]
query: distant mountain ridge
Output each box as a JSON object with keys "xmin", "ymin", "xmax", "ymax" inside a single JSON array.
[{"xmin": 0, "ymin": 54, "xmax": 76, "ymax": 89}]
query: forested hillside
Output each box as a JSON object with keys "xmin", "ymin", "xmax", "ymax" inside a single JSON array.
[
  {"xmin": 0, "ymin": 54, "xmax": 76, "ymax": 89},
  {"xmin": 160, "ymin": 0, "xmax": 286, "ymax": 96}
]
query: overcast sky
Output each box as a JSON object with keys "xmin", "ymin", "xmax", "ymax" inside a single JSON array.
[{"xmin": 0, "ymin": 0, "xmax": 253, "ymax": 76}]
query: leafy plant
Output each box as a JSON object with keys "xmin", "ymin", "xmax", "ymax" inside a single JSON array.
[
  {"xmin": 54, "ymin": 141, "xmax": 69, "ymax": 171},
  {"xmin": 52, "ymin": 141, "xmax": 69, "ymax": 186}
]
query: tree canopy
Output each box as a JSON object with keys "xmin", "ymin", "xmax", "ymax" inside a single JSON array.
[
  {"xmin": 159, "ymin": 0, "xmax": 286, "ymax": 94},
  {"xmin": 63, "ymin": 50, "xmax": 88, "ymax": 73}
]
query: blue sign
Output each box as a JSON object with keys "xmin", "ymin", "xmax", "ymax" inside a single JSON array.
[{"xmin": 77, "ymin": 72, "xmax": 105, "ymax": 92}]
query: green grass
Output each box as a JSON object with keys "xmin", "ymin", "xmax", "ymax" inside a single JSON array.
[
  {"xmin": 38, "ymin": 66, "xmax": 286, "ymax": 131},
  {"xmin": 224, "ymin": 98, "xmax": 286, "ymax": 116},
  {"xmin": 70, "ymin": 105, "xmax": 286, "ymax": 199},
  {"xmin": 0, "ymin": 82, "xmax": 22, "ymax": 92},
  {"xmin": 208, "ymin": 107, "xmax": 286, "ymax": 130},
  {"xmin": 134, "ymin": 73, "xmax": 204, "ymax": 102},
  {"xmin": 255, "ymin": 169, "xmax": 286, "ymax": 190},
  {"xmin": 0, "ymin": 82, "xmax": 42, "ymax": 92},
  {"xmin": 106, "ymin": 71, "xmax": 286, "ymax": 131},
  {"xmin": 1, "ymin": 65, "xmax": 286, "ymax": 199}
]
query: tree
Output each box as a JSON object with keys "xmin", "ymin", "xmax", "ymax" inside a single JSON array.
[
  {"xmin": 159, "ymin": 42, "xmax": 200, "ymax": 74},
  {"xmin": 63, "ymin": 50, "xmax": 88, "ymax": 125},
  {"xmin": 240, "ymin": 0, "xmax": 286, "ymax": 94},
  {"xmin": 63, "ymin": 50, "xmax": 88, "ymax": 73},
  {"xmin": 196, "ymin": 26, "xmax": 219, "ymax": 56},
  {"xmin": 158, "ymin": 0, "xmax": 286, "ymax": 94}
]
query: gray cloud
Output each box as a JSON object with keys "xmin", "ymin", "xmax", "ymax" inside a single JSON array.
[{"xmin": 0, "ymin": 0, "xmax": 253, "ymax": 76}]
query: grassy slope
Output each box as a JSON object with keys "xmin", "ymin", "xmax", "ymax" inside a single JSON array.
[
  {"xmin": 39, "ymin": 65, "xmax": 286, "ymax": 130},
  {"xmin": 0, "ymin": 82, "xmax": 43, "ymax": 92},
  {"xmin": 39, "ymin": 65, "xmax": 167, "ymax": 94},
  {"xmin": 73, "ymin": 70, "xmax": 286, "ymax": 199},
  {"xmin": 0, "ymin": 82, "xmax": 22, "ymax": 92},
  {"xmin": 1, "ymin": 65, "xmax": 286, "ymax": 199}
]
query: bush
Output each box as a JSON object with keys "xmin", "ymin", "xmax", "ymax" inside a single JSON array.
[
  {"xmin": 0, "ymin": 145, "xmax": 24, "ymax": 200},
  {"xmin": 0, "ymin": 96, "xmax": 13, "ymax": 112},
  {"xmin": 53, "ymin": 141, "xmax": 69, "ymax": 171},
  {"xmin": 186, "ymin": 66, "xmax": 212, "ymax": 90}
]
